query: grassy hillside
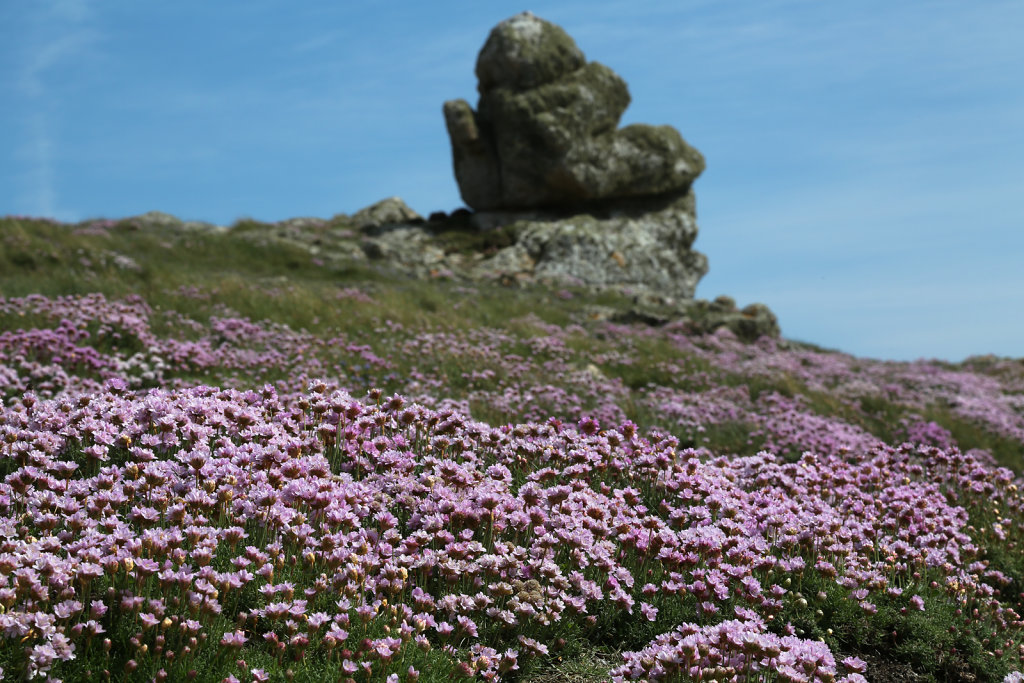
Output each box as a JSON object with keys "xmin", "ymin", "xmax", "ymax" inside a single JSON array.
[{"xmin": 1, "ymin": 215, "xmax": 1023, "ymax": 682}]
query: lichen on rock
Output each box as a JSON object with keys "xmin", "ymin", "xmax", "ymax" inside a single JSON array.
[
  {"xmin": 444, "ymin": 11, "xmax": 704, "ymax": 210},
  {"xmin": 474, "ymin": 193, "xmax": 707, "ymax": 301}
]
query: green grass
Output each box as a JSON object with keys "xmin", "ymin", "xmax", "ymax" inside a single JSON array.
[{"xmin": 0, "ymin": 217, "xmax": 565, "ymax": 339}]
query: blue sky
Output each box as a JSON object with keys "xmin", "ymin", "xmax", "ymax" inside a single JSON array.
[{"xmin": 2, "ymin": 1, "xmax": 1022, "ymax": 362}]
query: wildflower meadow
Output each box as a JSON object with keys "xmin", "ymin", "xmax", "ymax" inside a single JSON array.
[{"xmin": 1, "ymin": 215, "xmax": 1023, "ymax": 682}]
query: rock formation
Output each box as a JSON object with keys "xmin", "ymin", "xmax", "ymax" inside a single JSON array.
[
  {"xmin": 468, "ymin": 193, "xmax": 706, "ymax": 303},
  {"xmin": 442, "ymin": 11, "xmax": 710, "ymax": 301},
  {"xmin": 443, "ymin": 11, "xmax": 704, "ymax": 210}
]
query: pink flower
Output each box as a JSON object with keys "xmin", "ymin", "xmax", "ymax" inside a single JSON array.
[
  {"xmin": 220, "ymin": 630, "xmax": 248, "ymax": 649},
  {"xmin": 842, "ymin": 656, "xmax": 868, "ymax": 673}
]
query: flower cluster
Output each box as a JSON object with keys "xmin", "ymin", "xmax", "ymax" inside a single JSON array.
[
  {"xmin": 609, "ymin": 616, "xmax": 866, "ymax": 682},
  {"xmin": 0, "ymin": 291, "xmax": 1023, "ymax": 681},
  {"xmin": 0, "ymin": 378, "xmax": 1019, "ymax": 680}
]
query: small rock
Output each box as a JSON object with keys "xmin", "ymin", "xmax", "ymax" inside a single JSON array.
[
  {"xmin": 733, "ymin": 303, "xmax": 780, "ymax": 341},
  {"xmin": 351, "ymin": 197, "xmax": 423, "ymax": 231},
  {"xmin": 125, "ymin": 211, "xmax": 225, "ymax": 234},
  {"xmin": 710, "ymin": 295, "xmax": 737, "ymax": 312},
  {"xmin": 133, "ymin": 211, "xmax": 181, "ymax": 228}
]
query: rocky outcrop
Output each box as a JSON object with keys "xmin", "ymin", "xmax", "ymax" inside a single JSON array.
[
  {"xmin": 685, "ymin": 297, "xmax": 781, "ymax": 342},
  {"xmin": 586, "ymin": 296, "xmax": 780, "ymax": 342},
  {"xmin": 443, "ymin": 11, "xmax": 704, "ymax": 211},
  {"xmin": 441, "ymin": 12, "xmax": 710, "ymax": 303},
  {"xmin": 467, "ymin": 193, "xmax": 706, "ymax": 301}
]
